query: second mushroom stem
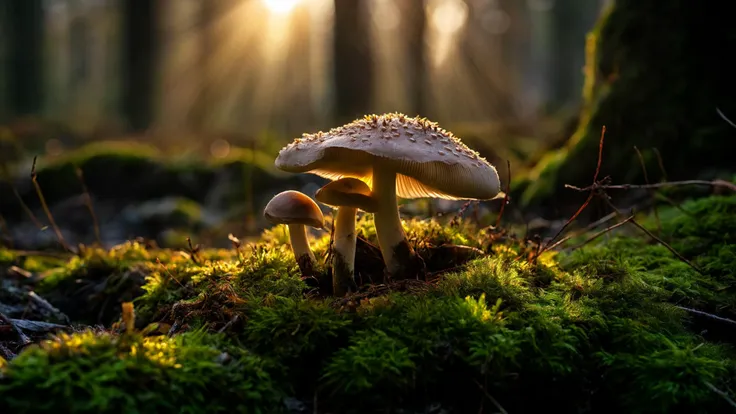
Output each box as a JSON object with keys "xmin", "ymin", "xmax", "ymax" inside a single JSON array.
[
  {"xmin": 372, "ymin": 164, "xmax": 423, "ymax": 278},
  {"xmin": 332, "ymin": 206, "xmax": 359, "ymax": 296},
  {"xmin": 288, "ymin": 223, "xmax": 316, "ymax": 275}
]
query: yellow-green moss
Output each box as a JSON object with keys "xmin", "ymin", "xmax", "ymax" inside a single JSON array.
[
  {"xmin": 0, "ymin": 330, "xmax": 285, "ymax": 414},
  {"xmin": 2, "ymin": 195, "xmax": 735, "ymax": 413}
]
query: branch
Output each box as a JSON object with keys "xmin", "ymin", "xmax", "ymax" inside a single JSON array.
[
  {"xmin": 565, "ymin": 179, "xmax": 736, "ymax": 193},
  {"xmin": 536, "ymin": 126, "xmax": 607, "ymax": 258}
]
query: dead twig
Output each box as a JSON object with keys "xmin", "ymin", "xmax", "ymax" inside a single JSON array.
[
  {"xmin": 716, "ymin": 107, "xmax": 736, "ymax": 129},
  {"xmin": 28, "ymin": 291, "xmax": 71, "ymax": 325},
  {"xmin": 564, "ymin": 215, "xmax": 635, "ymax": 251},
  {"xmin": 494, "ymin": 160, "xmax": 512, "ymax": 228},
  {"xmin": 8, "ymin": 319, "xmax": 67, "ymax": 333},
  {"xmin": 0, "ymin": 163, "xmax": 44, "ymax": 230},
  {"xmin": 473, "ymin": 379, "xmax": 508, "ymax": 414},
  {"xmin": 600, "ymin": 198, "xmax": 705, "ymax": 275},
  {"xmin": 0, "ymin": 312, "xmax": 31, "ymax": 346},
  {"xmin": 535, "ymin": 125, "xmax": 607, "ymax": 259},
  {"xmin": 675, "ymin": 306, "xmax": 736, "ymax": 327},
  {"xmin": 634, "ymin": 146, "xmax": 660, "ymax": 234},
  {"xmin": 703, "ymin": 380, "xmax": 736, "ymax": 409},
  {"xmin": 30, "ymin": 156, "xmax": 73, "ymax": 253},
  {"xmin": 185, "ymin": 237, "xmax": 201, "ymax": 265},
  {"xmin": 217, "ymin": 315, "xmax": 240, "ymax": 334},
  {"xmin": 565, "ymin": 179, "xmax": 736, "ymax": 193},
  {"xmin": 75, "ymin": 167, "xmax": 102, "ymax": 246}
]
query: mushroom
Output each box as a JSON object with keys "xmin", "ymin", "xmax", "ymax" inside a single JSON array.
[
  {"xmin": 263, "ymin": 190, "xmax": 325, "ymax": 276},
  {"xmin": 274, "ymin": 113, "xmax": 502, "ymax": 279},
  {"xmin": 315, "ymin": 177, "xmax": 378, "ymax": 296}
]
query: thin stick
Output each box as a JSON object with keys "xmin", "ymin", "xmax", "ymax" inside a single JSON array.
[
  {"xmin": 634, "ymin": 146, "xmax": 660, "ymax": 234},
  {"xmin": 75, "ymin": 167, "xmax": 101, "ymax": 246},
  {"xmin": 473, "ymin": 379, "xmax": 508, "ymax": 414},
  {"xmin": 610, "ymin": 201, "xmax": 704, "ymax": 275},
  {"xmin": 565, "ymin": 215, "xmax": 634, "ymax": 251},
  {"xmin": 539, "ymin": 125, "xmax": 607, "ymax": 256},
  {"xmin": 565, "ymin": 179, "xmax": 736, "ymax": 193},
  {"xmin": 1, "ymin": 163, "xmax": 44, "ymax": 230},
  {"xmin": 0, "ymin": 312, "xmax": 31, "ymax": 345},
  {"xmin": 716, "ymin": 107, "xmax": 736, "ymax": 129},
  {"xmin": 703, "ymin": 381, "xmax": 736, "ymax": 409},
  {"xmin": 494, "ymin": 159, "xmax": 512, "ymax": 228},
  {"xmin": 30, "ymin": 157, "xmax": 72, "ymax": 253},
  {"xmin": 675, "ymin": 305, "xmax": 736, "ymax": 327}
]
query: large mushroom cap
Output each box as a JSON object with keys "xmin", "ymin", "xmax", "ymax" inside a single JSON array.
[
  {"xmin": 275, "ymin": 113, "xmax": 501, "ymax": 200},
  {"xmin": 264, "ymin": 190, "xmax": 325, "ymax": 229},
  {"xmin": 315, "ymin": 177, "xmax": 378, "ymax": 213}
]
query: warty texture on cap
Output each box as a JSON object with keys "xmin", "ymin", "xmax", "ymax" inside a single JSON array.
[{"xmin": 275, "ymin": 113, "xmax": 501, "ymax": 200}]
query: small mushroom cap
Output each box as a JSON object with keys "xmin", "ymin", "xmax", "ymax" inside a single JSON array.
[
  {"xmin": 315, "ymin": 177, "xmax": 378, "ymax": 213},
  {"xmin": 264, "ymin": 190, "xmax": 325, "ymax": 228},
  {"xmin": 275, "ymin": 113, "xmax": 501, "ymax": 201}
]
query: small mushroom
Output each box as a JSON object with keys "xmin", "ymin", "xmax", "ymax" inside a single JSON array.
[
  {"xmin": 274, "ymin": 113, "xmax": 503, "ymax": 280},
  {"xmin": 264, "ymin": 190, "xmax": 325, "ymax": 276},
  {"xmin": 315, "ymin": 177, "xmax": 378, "ymax": 296}
]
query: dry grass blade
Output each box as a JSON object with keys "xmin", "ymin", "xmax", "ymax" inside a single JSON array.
[{"xmin": 30, "ymin": 156, "xmax": 73, "ymax": 253}]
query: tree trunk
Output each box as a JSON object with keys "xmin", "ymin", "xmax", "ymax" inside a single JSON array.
[
  {"xmin": 519, "ymin": 0, "xmax": 736, "ymax": 214},
  {"xmin": 122, "ymin": 0, "xmax": 157, "ymax": 131},
  {"xmin": 402, "ymin": 0, "xmax": 427, "ymax": 117},
  {"xmin": 7, "ymin": 0, "xmax": 44, "ymax": 117},
  {"xmin": 332, "ymin": 0, "xmax": 373, "ymax": 124}
]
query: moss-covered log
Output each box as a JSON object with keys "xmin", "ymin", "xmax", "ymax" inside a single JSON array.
[{"xmin": 520, "ymin": 0, "xmax": 736, "ymax": 210}]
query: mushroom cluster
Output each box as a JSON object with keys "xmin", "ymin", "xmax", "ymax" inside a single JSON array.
[{"xmin": 263, "ymin": 112, "xmax": 503, "ymax": 296}]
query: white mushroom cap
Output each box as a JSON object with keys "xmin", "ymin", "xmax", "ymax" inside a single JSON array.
[
  {"xmin": 264, "ymin": 190, "xmax": 325, "ymax": 229},
  {"xmin": 315, "ymin": 177, "xmax": 378, "ymax": 213},
  {"xmin": 275, "ymin": 113, "xmax": 502, "ymax": 200}
]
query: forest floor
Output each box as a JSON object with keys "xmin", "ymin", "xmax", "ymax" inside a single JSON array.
[
  {"xmin": 1, "ymin": 181, "xmax": 735, "ymax": 412},
  {"xmin": 1, "ymin": 126, "xmax": 736, "ymax": 413}
]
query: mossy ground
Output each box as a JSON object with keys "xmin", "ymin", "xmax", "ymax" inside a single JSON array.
[{"xmin": 1, "ymin": 193, "xmax": 735, "ymax": 413}]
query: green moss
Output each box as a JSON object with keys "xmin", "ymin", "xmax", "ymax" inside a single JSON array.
[
  {"xmin": 2, "ymin": 195, "xmax": 736, "ymax": 412},
  {"xmin": 521, "ymin": 0, "xmax": 736, "ymax": 208},
  {"xmin": 0, "ymin": 330, "xmax": 286, "ymax": 414}
]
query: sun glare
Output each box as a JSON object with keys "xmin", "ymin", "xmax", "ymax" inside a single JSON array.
[{"xmin": 261, "ymin": 0, "xmax": 302, "ymax": 14}]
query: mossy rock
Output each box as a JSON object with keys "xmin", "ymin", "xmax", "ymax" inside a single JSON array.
[
  {"xmin": 520, "ymin": 0, "xmax": 736, "ymax": 211},
  {"xmin": 1, "ymin": 196, "xmax": 736, "ymax": 412},
  {"xmin": 0, "ymin": 141, "xmax": 300, "ymax": 222}
]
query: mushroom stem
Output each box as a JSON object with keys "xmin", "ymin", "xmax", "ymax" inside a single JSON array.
[
  {"xmin": 372, "ymin": 165, "xmax": 424, "ymax": 278},
  {"xmin": 332, "ymin": 206, "xmax": 359, "ymax": 296},
  {"xmin": 287, "ymin": 223, "xmax": 316, "ymax": 275}
]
